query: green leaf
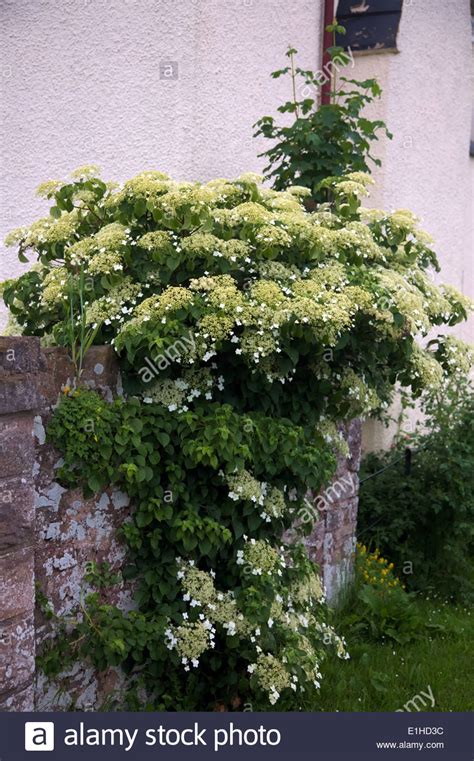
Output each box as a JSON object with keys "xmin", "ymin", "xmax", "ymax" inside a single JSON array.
[
  {"xmin": 87, "ymin": 473, "xmax": 102, "ymax": 492},
  {"xmin": 134, "ymin": 198, "xmax": 147, "ymax": 218}
]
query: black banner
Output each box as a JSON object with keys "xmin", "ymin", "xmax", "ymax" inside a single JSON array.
[{"xmin": 1, "ymin": 711, "xmax": 472, "ymax": 760}]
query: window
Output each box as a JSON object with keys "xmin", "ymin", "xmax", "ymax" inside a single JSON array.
[{"xmin": 335, "ymin": 0, "xmax": 403, "ymax": 53}]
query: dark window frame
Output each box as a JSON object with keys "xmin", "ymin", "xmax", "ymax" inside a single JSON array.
[{"xmin": 336, "ymin": 0, "xmax": 404, "ymax": 54}]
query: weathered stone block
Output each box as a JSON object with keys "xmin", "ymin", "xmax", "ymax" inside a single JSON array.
[
  {"xmin": 35, "ymin": 486, "xmax": 130, "ymax": 621},
  {"xmin": 36, "ymin": 346, "xmax": 119, "ymax": 408},
  {"xmin": 301, "ymin": 421, "xmax": 361, "ymax": 601},
  {"xmin": 0, "ymin": 683, "xmax": 34, "ymax": 711},
  {"xmin": 0, "ymin": 377, "xmax": 41, "ymax": 415},
  {"xmin": 81, "ymin": 346, "xmax": 120, "ymax": 390},
  {"xmin": 0, "ymin": 613, "xmax": 35, "ymax": 695},
  {"xmin": 0, "ymin": 337, "xmax": 43, "ymax": 375},
  {"xmin": 36, "ymin": 347, "xmax": 74, "ymax": 407},
  {"xmin": 0, "ymin": 337, "xmax": 44, "ymax": 414},
  {"xmin": 0, "ymin": 547, "xmax": 34, "ymax": 621},
  {"xmin": 0, "ymin": 414, "xmax": 35, "ymax": 478},
  {"xmin": 0, "ymin": 476, "xmax": 34, "ymax": 554}
]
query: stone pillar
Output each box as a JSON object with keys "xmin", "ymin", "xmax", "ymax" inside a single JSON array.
[
  {"xmin": 0, "ymin": 337, "xmax": 43, "ymax": 710},
  {"xmin": 304, "ymin": 419, "xmax": 362, "ymax": 602},
  {"xmin": 0, "ymin": 338, "xmax": 124, "ymax": 711}
]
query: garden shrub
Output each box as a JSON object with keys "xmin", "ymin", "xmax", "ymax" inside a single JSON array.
[
  {"xmin": 3, "ymin": 166, "xmax": 472, "ymax": 709},
  {"xmin": 254, "ymin": 45, "xmax": 392, "ymax": 201},
  {"xmin": 358, "ymin": 375, "xmax": 474, "ymax": 603},
  {"xmin": 334, "ymin": 544, "xmax": 429, "ymax": 646}
]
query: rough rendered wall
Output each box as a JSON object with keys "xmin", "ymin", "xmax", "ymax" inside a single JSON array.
[
  {"xmin": 0, "ymin": 337, "xmax": 361, "ymax": 711},
  {"xmin": 343, "ymin": 0, "xmax": 473, "ymax": 339},
  {"xmin": 0, "ymin": 0, "xmax": 323, "ymax": 325},
  {"xmin": 339, "ymin": 0, "xmax": 474, "ymax": 450}
]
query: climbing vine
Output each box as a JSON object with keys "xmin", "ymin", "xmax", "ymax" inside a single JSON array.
[{"xmin": 3, "ymin": 166, "xmax": 472, "ymax": 709}]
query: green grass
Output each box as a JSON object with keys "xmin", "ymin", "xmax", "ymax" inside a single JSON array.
[{"xmin": 315, "ymin": 598, "xmax": 474, "ymax": 711}]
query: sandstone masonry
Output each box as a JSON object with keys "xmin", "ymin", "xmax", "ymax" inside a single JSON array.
[{"xmin": 0, "ymin": 337, "xmax": 361, "ymax": 711}]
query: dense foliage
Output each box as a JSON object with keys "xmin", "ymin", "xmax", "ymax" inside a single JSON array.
[
  {"xmin": 45, "ymin": 388, "xmax": 344, "ymax": 709},
  {"xmin": 335, "ymin": 544, "xmax": 428, "ymax": 646},
  {"xmin": 254, "ymin": 46, "xmax": 392, "ymax": 201},
  {"xmin": 358, "ymin": 378, "xmax": 474, "ymax": 603},
  {"xmin": 3, "ymin": 165, "xmax": 472, "ymax": 709}
]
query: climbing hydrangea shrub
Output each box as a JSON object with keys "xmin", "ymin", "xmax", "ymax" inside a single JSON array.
[{"xmin": 3, "ymin": 166, "xmax": 472, "ymax": 710}]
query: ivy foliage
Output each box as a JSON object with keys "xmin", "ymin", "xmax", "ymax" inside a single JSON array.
[{"xmin": 3, "ymin": 164, "xmax": 472, "ymax": 709}]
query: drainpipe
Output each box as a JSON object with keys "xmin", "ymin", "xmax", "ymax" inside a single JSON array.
[{"xmin": 321, "ymin": 0, "xmax": 335, "ymax": 105}]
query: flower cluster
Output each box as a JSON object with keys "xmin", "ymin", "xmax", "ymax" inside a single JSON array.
[
  {"xmin": 94, "ymin": 222, "xmax": 128, "ymax": 250},
  {"xmin": 316, "ymin": 420, "xmax": 350, "ymax": 456},
  {"xmin": 262, "ymin": 486, "xmax": 287, "ymax": 520},
  {"xmin": 165, "ymin": 621, "xmax": 214, "ymax": 670},
  {"xmin": 356, "ymin": 543, "xmax": 403, "ymax": 590},
  {"xmin": 252, "ymin": 654, "xmax": 291, "ymax": 705},
  {"xmin": 168, "ymin": 556, "xmax": 345, "ymax": 704},
  {"xmin": 85, "ymin": 279, "xmax": 144, "ymax": 328},
  {"xmin": 291, "ymin": 573, "xmax": 325, "ymax": 605},
  {"xmin": 138, "ymin": 231, "xmax": 174, "ymax": 256},
  {"xmin": 41, "ymin": 267, "xmax": 69, "ymax": 305},
  {"xmin": 435, "ymin": 335, "xmax": 474, "ymax": 375},
  {"xmin": 226, "ymin": 470, "xmax": 267, "ymax": 505},
  {"xmin": 143, "ymin": 368, "xmax": 223, "ymax": 410},
  {"xmin": 88, "ymin": 250, "xmax": 123, "ymax": 275},
  {"xmin": 409, "ymin": 345, "xmax": 444, "ymax": 390},
  {"xmin": 338, "ymin": 368, "xmax": 381, "ymax": 415},
  {"xmin": 236, "ymin": 538, "xmax": 286, "ymax": 577}
]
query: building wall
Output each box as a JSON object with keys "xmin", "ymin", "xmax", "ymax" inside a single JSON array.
[
  {"xmin": 0, "ymin": 0, "xmax": 322, "ymax": 314},
  {"xmin": 339, "ymin": 0, "xmax": 474, "ymax": 449}
]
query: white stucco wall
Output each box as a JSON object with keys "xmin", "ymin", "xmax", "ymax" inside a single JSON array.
[
  {"xmin": 0, "ymin": 0, "xmax": 322, "ymax": 297},
  {"xmin": 1, "ymin": 0, "xmax": 472, "ymax": 449},
  {"xmin": 346, "ymin": 0, "xmax": 473, "ymax": 339},
  {"xmin": 337, "ymin": 0, "xmax": 474, "ymax": 449}
]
